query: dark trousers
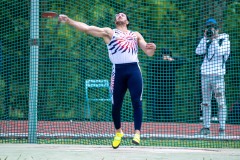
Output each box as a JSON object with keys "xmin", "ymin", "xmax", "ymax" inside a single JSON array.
[{"xmin": 111, "ymin": 62, "xmax": 143, "ymax": 131}]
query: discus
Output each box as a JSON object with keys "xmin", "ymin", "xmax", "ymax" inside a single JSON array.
[{"xmin": 41, "ymin": 11, "xmax": 58, "ymax": 18}]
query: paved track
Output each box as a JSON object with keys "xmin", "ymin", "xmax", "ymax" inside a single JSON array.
[{"xmin": 0, "ymin": 144, "xmax": 240, "ymax": 160}]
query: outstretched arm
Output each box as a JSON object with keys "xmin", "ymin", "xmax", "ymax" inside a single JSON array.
[
  {"xmin": 136, "ymin": 32, "xmax": 156, "ymax": 56},
  {"xmin": 59, "ymin": 14, "xmax": 113, "ymax": 43}
]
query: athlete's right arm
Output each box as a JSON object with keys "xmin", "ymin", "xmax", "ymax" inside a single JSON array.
[{"xmin": 59, "ymin": 14, "xmax": 113, "ymax": 43}]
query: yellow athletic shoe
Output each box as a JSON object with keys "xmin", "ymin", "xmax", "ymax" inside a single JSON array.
[
  {"xmin": 112, "ymin": 132, "xmax": 124, "ymax": 149},
  {"xmin": 132, "ymin": 133, "xmax": 140, "ymax": 145}
]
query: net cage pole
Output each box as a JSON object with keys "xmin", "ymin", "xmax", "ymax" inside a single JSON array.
[{"xmin": 28, "ymin": 0, "xmax": 39, "ymax": 143}]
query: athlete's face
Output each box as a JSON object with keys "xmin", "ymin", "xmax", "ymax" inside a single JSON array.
[{"xmin": 115, "ymin": 13, "xmax": 128, "ymax": 26}]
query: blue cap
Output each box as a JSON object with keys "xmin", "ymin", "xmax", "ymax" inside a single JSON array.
[{"xmin": 206, "ymin": 18, "xmax": 217, "ymax": 25}]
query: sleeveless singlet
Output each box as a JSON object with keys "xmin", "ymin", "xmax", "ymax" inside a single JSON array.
[{"xmin": 107, "ymin": 29, "xmax": 139, "ymax": 64}]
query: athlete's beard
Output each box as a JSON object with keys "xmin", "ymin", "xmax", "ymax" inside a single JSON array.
[{"xmin": 115, "ymin": 20, "xmax": 126, "ymax": 27}]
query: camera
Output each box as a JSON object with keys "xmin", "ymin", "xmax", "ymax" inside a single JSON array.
[
  {"xmin": 206, "ymin": 28, "xmax": 215, "ymax": 38},
  {"xmin": 205, "ymin": 23, "xmax": 217, "ymax": 39}
]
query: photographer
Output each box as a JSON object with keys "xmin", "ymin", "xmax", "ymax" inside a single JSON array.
[{"xmin": 196, "ymin": 18, "xmax": 230, "ymax": 136}]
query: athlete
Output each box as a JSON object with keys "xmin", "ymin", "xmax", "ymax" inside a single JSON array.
[{"xmin": 59, "ymin": 12, "xmax": 156, "ymax": 148}]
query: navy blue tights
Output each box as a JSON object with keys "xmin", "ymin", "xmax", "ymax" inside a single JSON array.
[{"xmin": 111, "ymin": 63, "xmax": 143, "ymax": 131}]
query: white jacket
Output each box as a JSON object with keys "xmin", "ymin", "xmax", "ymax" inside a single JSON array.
[{"xmin": 196, "ymin": 33, "xmax": 230, "ymax": 75}]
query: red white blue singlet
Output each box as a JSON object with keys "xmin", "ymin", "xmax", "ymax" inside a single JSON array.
[{"xmin": 107, "ymin": 29, "xmax": 139, "ymax": 64}]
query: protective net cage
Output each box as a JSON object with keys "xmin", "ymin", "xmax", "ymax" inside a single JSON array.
[{"xmin": 0, "ymin": 0, "xmax": 240, "ymax": 148}]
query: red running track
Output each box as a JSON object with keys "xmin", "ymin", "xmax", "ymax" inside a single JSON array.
[{"xmin": 0, "ymin": 121, "xmax": 240, "ymax": 137}]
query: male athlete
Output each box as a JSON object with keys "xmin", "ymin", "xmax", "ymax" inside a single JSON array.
[{"xmin": 59, "ymin": 12, "xmax": 156, "ymax": 148}]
